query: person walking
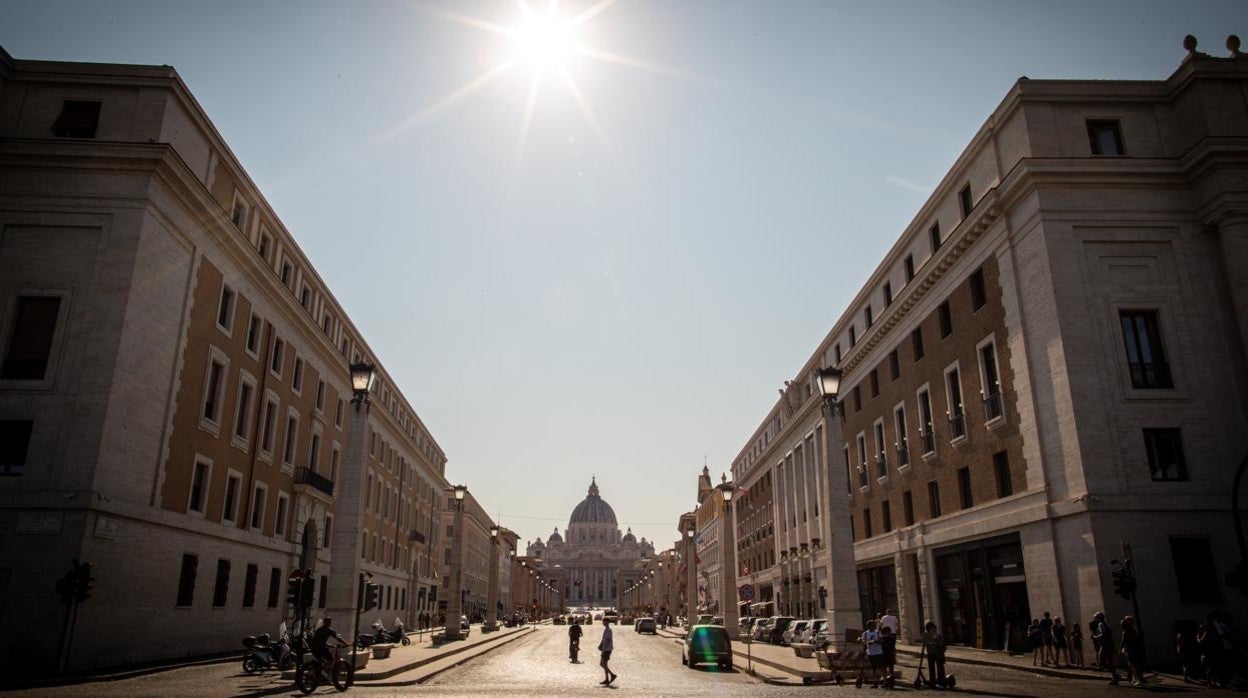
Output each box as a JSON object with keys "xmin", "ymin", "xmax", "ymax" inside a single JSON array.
[
  {"xmin": 1090, "ymin": 612, "xmax": 1121, "ymax": 685},
  {"xmin": 598, "ymin": 617, "xmax": 617, "ymax": 686},
  {"xmin": 568, "ymin": 618, "xmax": 583, "ymax": 663},
  {"xmin": 1069, "ymin": 622, "xmax": 1084, "ymax": 668},
  {"xmin": 1027, "ymin": 619, "xmax": 1042, "ymax": 666},
  {"xmin": 879, "ymin": 608, "xmax": 900, "ymax": 674},
  {"xmin": 1038, "ymin": 612, "xmax": 1055, "ymax": 666},
  {"xmin": 1052, "ymin": 616, "xmax": 1069, "ymax": 667},
  {"xmin": 920, "ymin": 621, "xmax": 948, "ymax": 688},
  {"xmin": 862, "ymin": 620, "xmax": 885, "ymax": 683},
  {"xmin": 1120, "ymin": 616, "xmax": 1145, "ymax": 686}
]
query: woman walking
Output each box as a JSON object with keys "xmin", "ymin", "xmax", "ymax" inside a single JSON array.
[{"xmin": 598, "ymin": 617, "xmax": 617, "ymax": 686}]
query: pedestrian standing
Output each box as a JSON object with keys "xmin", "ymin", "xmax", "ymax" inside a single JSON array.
[
  {"xmin": 880, "ymin": 608, "xmax": 900, "ymax": 672},
  {"xmin": 862, "ymin": 620, "xmax": 885, "ymax": 682},
  {"xmin": 568, "ymin": 619, "xmax": 583, "ymax": 663},
  {"xmin": 1069, "ymin": 622, "xmax": 1084, "ymax": 668},
  {"xmin": 921, "ymin": 622, "xmax": 948, "ymax": 688},
  {"xmin": 880, "ymin": 626, "xmax": 897, "ymax": 679},
  {"xmin": 1120, "ymin": 615, "xmax": 1145, "ymax": 686},
  {"xmin": 1090, "ymin": 611, "xmax": 1121, "ymax": 685},
  {"xmin": 1175, "ymin": 629, "xmax": 1196, "ymax": 683},
  {"xmin": 1038, "ymin": 612, "xmax": 1055, "ymax": 666},
  {"xmin": 1197, "ymin": 620, "xmax": 1223, "ymax": 688},
  {"xmin": 1052, "ymin": 617, "xmax": 1069, "ymax": 667},
  {"xmin": 598, "ymin": 618, "xmax": 617, "ymax": 686},
  {"xmin": 1027, "ymin": 619, "xmax": 1042, "ymax": 666}
]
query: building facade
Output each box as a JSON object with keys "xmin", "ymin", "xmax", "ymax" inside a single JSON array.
[
  {"xmin": 0, "ymin": 46, "xmax": 463, "ymax": 672},
  {"xmin": 728, "ymin": 40, "xmax": 1248, "ymax": 659},
  {"xmin": 528, "ymin": 479, "xmax": 654, "ymax": 608}
]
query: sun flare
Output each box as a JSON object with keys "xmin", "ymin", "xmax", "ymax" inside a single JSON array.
[{"xmin": 512, "ymin": 14, "xmax": 577, "ymax": 72}]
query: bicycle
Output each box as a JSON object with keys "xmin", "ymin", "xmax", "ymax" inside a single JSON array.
[{"xmin": 295, "ymin": 638, "xmax": 350, "ymax": 694}]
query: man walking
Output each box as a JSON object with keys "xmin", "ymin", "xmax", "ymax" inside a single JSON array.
[
  {"xmin": 880, "ymin": 608, "xmax": 900, "ymax": 675},
  {"xmin": 598, "ymin": 617, "xmax": 617, "ymax": 686},
  {"xmin": 569, "ymin": 618, "xmax": 583, "ymax": 663}
]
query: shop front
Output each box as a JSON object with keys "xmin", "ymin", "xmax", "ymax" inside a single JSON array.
[
  {"xmin": 933, "ymin": 532, "xmax": 1029, "ymax": 651},
  {"xmin": 857, "ymin": 561, "xmax": 898, "ymax": 626}
]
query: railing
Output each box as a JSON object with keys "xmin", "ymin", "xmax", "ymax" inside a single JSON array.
[
  {"xmin": 294, "ymin": 467, "xmax": 334, "ymax": 497},
  {"xmin": 858, "ymin": 466, "xmax": 869, "ymax": 487},
  {"xmin": 896, "ymin": 441, "xmax": 910, "ymax": 467},
  {"xmin": 949, "ymin": 412, "xmax": 967, "ymax": 439},
  {"xmin": 983, "ymin": 392, "xmax": 1004, "ymax": 421},
  {"xmin": 875, "ymin": 453, "xmax": 888, "ymax": 478},
  {"xmin": 1128, "ymin": 361, "xmax": 1173, "ymax": 389},
  {"xmin": 919, "ymin": 430, "xmax": 935, "ymax": 454},
  {"xmin": 409, "ymin": 529, "xmax": 425, "ymax": 543}
]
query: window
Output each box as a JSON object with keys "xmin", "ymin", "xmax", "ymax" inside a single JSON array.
[
  {"xmin": 315, "ymin": 380, "xmax": 325, "ymax": 412},
  {"xmin": 883, "ymin": 281, "xmax": 893, "ymax": 308},
  {"xmin": 335, "ymin": 398, "xmax": 343, "ymax": 427},
  {"xmin": 957, "ymin": 466, "xmax": 973, "ymax": 509},
  {"xmin": 904, "ymin": 254, "xmax": 915, "ymax": 282},
  {"xmin": 270, "ymin": 337, "xmax": 284, "ymax": 376},
  {"xmin": 946, "ymin": 366, "xmax": 966, "ymax": 439},
  {"xmin": 280, "ymin": 261, "xmax": 293, "ymax": 287},
  {"xmin": 881, "ymin": 500, "xmax": 892, "ymax": 532},
  {"xmin": 330, "ymin": 447, "xmax": 340, "ymax": 484},
  {"xmin": 1144, "ymin": 428, "xmax": 1187, "ymax": 481},
  {"xmin": 275, "ymin": 493, "xmax": 288, "ymax": 537},
  {"xmin": 188, "ymin": 459, "xmax": 210, "ymax": 513},
  {"xmin": 865, "ymin": 305, "xmax": 874, "ymax": 328},
  {"xmin": 267, "ymin": 567, "xmax": 281, "ymax": 608},
  {"xmin": 260, "ymin": 396, "xmax": 278, "ymax": 455},
  {"xmin": 849, "ymin": 325, "xmax": 857, "ymax": 347},
  {"xmin": 862, "ymin": 508, "xmax": 873, "ymax": 538},
  {"xmin": 308, "ymin": 433, "xmax": 320, "ymax": 470},
  {"xmin": 176, "ymin": 553, "xmax": 198, "ymax": 607},
  {"xmin": 1087, "ymin": 119, "xmax": 1124, "ymax": 156},
  {"xmin": 233, "ymin": 376, "xmax": 254, "ymax": 442},
  {"xmin": 969, "ymin": 268, "xmax": 986, "ymax": 311},
  {"xmin": 1169, "ymin": 537, "xmax": 1220, "ymax": 603},
  {"xmin": 911, "ymin": 327, "xmax": 924, "ymax": 361},
  {"xmin": 292, "ymin": 358, "xmax": 303, "ymax": 393},
  {"xmin": 902, "ymin": 491, "xmax": 915, "ymax": 526},
  {"xmin": 243, "ymin": 564, "xmax": 258, "ymax": 608},
  {"xmin": 918, "ymin": 389, "xmax": 935, "ymax": 454},
  {"xmin": 856, "ymin": 433, "xmax": 868, "ymax": 487},
  {"xmin": 834, "ymin": 343, "xmax": 842, "ymax": 364},
  {"xmin": 231, "ymin": 199, "xmax": 248, "ymax": 230},
  {"xmin": 927, "ymin": 480, "xmax": 942, "ymax": 518},
  {"xmin": 283, "ymin": 413, "xmax": 299, "ymax": 466},
  {"xmin": 222, "ymin": 472, "xmax": 241, "ymax": 524},
  {"xmin": 324, "ymin": 514, "xmax": 333, "ymax": 547},
  {"xmin": 929, "ymin": 223, "xmax": 942, "ymax": 254},
  {"xmin": 0, "ymin": 420, "xmax": 33, "ymax": 477},
  {"xmin": 212, "ymin": 559, "xmax": 231, "ymax": 607},
  {"xmin": 318, "ymin": 575, "xmax": 328, "ymax": 609},
  {"xmin": 2, "ymin": 296, "xmax": 62, "ymax": 380},
  {"xmin": 869, "ymin": 370, "xmax": 879, "ymax": 397},
  {"xmin": 245, "ymin": 314, "xmax": 261, "ymax": 355},
  {"xmin": 201, "ymin": 357, "xmax": 226, "ymax": 425},
  {"xmin": 886, "ymin": 351, "xmax": 899, "ymax": 383},
  {"xmin": 258, "ymin": 232, "xmax": 271, "ymax": 261},
  {"xmin": 959, "ymin": 185, "xmax": 973, "ymax": 217},
  {"xmin": 874, "ymin": 420, "xmax": 887, "ymax": 477},
  {"xmin": 216, "ymin": 285, "xmax": 236, "ymax": 333},
  {"xmin": 250, "ymin": 484, "xmax": 266, "ymax": 529},
  {"xmin": 894, "ymin": 405, "xmax": 908, "ymax": 467},
  {"xmin": 300, "ymin": 285, "xmax": 311, "ymax": 310},
  {"xmin": 1119, "ymin": 310, "xmax": 1172, "ymax": 389},
  {"xmin": 938, "ymin": 302, "xmax": 952, "ymax": 338},
  {"xmin": 52, "ymin": 100, "xmax": 101, "ymax": 138},
  {"xmin": 853, "ymin": 386, "xmax": 862, "ymax": 413}
]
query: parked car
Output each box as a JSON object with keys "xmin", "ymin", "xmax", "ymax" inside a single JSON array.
[
  {"xmin": 637, "ymin": 617, "xmax": 657, "ymax": 634},
  {"xmin": 751, "ymin": 618, "xmax": 772, "ymax": 641},
  {"xmin": 739, "ymin": 617, "xmax": 756, "ymax": 633},
  {"xmin": 697, "ymin": 614, "xmax": 714, "ymax": 626},
  {"xmin": 767, "ymin": 616, "xmax": 795, "ymax": 644},
  {"xmin": 802, "ymin": 619, "xmax": 827, "ymax": 644},
  {"xmin": 782, "ymin": 620, "xmax": 810, "ymax": 646},
  {"xmin": 682, "ymin": 625, "xmax": 733, "ymax": 670},
  {"xmin": 711, "ymin": 616, "xmax": 723, "ymax": 626},
  {"xmin": 552, "ymin": 615, "xmax": 567, "ymax": 625},
  {"xmin": 604, "ymin": 611, "xmax": 620, "ymax": 624}
]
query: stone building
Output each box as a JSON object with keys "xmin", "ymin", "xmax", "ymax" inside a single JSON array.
[
  {"xmin": 0, "ymin": 46, "xmax": 461, "ymax": 671},
  {"xmin": 729, "ymin": 38, "xmax": 1248, "ymax": 659},
  {"xmin": 528, "ymin": 479, "xmax": 653, "ymax": 608}
]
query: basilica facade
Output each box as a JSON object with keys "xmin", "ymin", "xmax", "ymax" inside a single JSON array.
[{"xmin": 527, "ymin": 479, "xmax": 654, "ymax": 608}]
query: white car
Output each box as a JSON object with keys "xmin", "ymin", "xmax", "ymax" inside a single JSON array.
[
  {"xmin": 751, "ymin": 618, "xmax": 772, "ymax": 641},
  {"xmin": 782, "ymin": 619, "xmax": 810, "ymax": 646},
  {"xmin": 802, "ymin": 619, "xmax": 827, "ymax": 644}
]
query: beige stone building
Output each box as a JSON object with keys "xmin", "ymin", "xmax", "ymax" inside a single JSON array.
[
  {"xmin": 0, "ymin": 46, "xmax": 472, "ymax": 671},
  {"xmin": 729, "ymin": 41, "xmax": 1248, "ymax": 659}
]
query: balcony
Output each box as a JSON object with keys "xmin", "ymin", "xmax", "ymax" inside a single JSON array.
[
  {"xmin": 294, "ymin": 467, "xmax": 334, "ymax": 497},
  {"xmin": 949, "ymin": 412, "xmax": 967, "ymax": 439},
  {"xmin": 409, "ymin": 529, "xmax": 426, "ymax": 543},
  {"xmin": 875, "ymin": 453, "xmax": 888, "ymax": 478},
  {"xmin": 919, "ymin": 430, "xmax": 935, "ymax": 455},
  {"xmin": 983, "ymin": 392, "xmax": 1004, "ymax": 422},
  {"xmin": 1128, "ymin": 361, "xmax": 1173, "ymax": 389},
  {"xmin": 895, "ymin": 442, "xmax": 910, "ymax": 468}
]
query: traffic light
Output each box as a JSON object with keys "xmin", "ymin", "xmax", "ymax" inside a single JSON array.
[
  {"xmin": 299, "ymin": 574, "xmax": 316, "ymax": 609},
  {"xmin": 287, "ymin": 571, "xmax": 304, "ymax": 606},
  {"xmin": 1111, "ymin": 561, "xmax": 1136, "ymax": 600},
  {"xmin": 74, "ymin": 562, "xmax": 94, "ymax": 603},
  {"xmin": 363, "ymin": 582, "xmax": 380, "ymax": 611}
]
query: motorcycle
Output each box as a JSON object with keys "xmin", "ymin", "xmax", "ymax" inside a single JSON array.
[
  {"xmin": 242, "ymin": 622, "xmax": 297, "ymax": 674},
  {"xmin": 373, "ymin": 617, "xmax": 411, "ymax": 646}
]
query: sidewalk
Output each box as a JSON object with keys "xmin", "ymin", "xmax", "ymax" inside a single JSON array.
[{"xmin": 281, "ymin": 623, "xmax": 537, "ymax": 684}]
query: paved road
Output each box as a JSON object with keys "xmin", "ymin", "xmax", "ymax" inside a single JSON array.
[{"xmin": 13, "ymin": 624, "xmax": 1241, "ymax": 696}]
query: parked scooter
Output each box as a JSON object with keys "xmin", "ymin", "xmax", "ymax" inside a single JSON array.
[
  {"xmin": 372, "ymin": 617, "xmax": 412, "ymax": 646},
  {"xmin": 242, "ymin": 622, "xmax": 297, "ymax": 673}
]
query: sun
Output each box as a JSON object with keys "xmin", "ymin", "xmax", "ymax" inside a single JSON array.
[{"xmin": 512, "ymin": 13, "xmax": 577, "ymax": 73}]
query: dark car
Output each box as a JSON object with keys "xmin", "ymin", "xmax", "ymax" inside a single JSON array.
[
  {"xmin": 767, "ymin": 616, "xmax": 795, "ymax": 644},
  {"xmin": 682, "ymin": 625, "xmax": 733, "ymax": 670},
  {"xmin": 637, "ymin": 617, "xmax": 657, "ymax": 634}
]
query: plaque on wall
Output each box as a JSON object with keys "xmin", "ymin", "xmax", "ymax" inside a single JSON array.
[{"xmin": 17, "ymin": 511, "xmax": 63, "ymax": 535}]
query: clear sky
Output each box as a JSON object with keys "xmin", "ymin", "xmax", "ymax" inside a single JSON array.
[{"xmin": 1, "ymin": 0, "xmax": 1243, "ymax": 548}]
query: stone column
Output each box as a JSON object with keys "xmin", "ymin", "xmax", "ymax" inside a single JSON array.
[
  {"xmin": 327, "ymin": 397, "xmax": 368, "ymax": 626},
  {"xmin": 820, "ymin": 402, "xmax": 862, "ymax": 651},
  {"xmin": 686, "ymin": 531, "xmax": 697, "ymax": 628},
  {"xmin": 721, "ymin": 495, "xmax": 740, "ymax": 639},
  {"xmin": 444, "ymin": 497, "xmax": 466, "ymax": 640},
  {"xmin": 484, "ymin": 535, "xmax": 499, "ymax": 631}
]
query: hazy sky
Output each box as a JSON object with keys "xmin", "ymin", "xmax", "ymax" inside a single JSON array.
[{"xmin": 1, "ymin": 0, "xmax": 1242, "ymax": 547}]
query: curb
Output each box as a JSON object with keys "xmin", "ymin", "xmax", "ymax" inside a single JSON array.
[
  {"xmin": 0, "ymin": 653, "xmax": 239, "ymax": 690},
  {"xmin": 894, "ymin": 648, "xmax": 1106, "ymax": 682},
  {"xmin": 280, "ymin": 626, "xmax": 533, "ymax": 682},
  {"xmin": 361, "ymin": 625, "xmax": 537, "ymax": 686}
]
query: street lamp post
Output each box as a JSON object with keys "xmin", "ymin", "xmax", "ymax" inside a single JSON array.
[
  {"xmin": 444, "ymin": 484, "xmax": 468, "ymax": 641},
  {"xmin": 718, "ymin": 481, "xmax": 740, "ymax": 640},
  {"xmin": 799, "ymin": 543, "xmax": 811, "ymax": 618},
  {"xmin": 816, "ymin": 366, "xmax": 862, "ymax": 650},
  {"xmin": 683, "ymin": 521, "xmax": 697, "ymax": 629},
  {"xmin": 485, "ymin": 525, "xmax": 500, "ymax": 631}
]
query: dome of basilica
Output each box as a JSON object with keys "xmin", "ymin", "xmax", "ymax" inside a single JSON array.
[
  {"xmin": 621, "ymin": 527, "xmax": 636, "ymax": 543},
  {"xmin": 569, "ymin": 477, "xmax": 618, "ymax": 526},
  {"xmin": 547, "ymin": 527, "xmax": 564, "ymax": 544}
]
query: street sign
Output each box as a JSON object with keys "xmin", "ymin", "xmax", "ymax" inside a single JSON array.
[{"xmin": 739, "ymin": 584, "xmax": 754, "ymax": 601}]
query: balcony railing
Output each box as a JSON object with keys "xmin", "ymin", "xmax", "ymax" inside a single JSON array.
[
  {"xmin": 919, "ymin": 430, "xmax": 935, "ymax": 455},
  {"xmin": 896, "ymin": 441, "xmax": 910, "ymax": 467},
  {"xmin": 294, "ymin": 467, "xmax": 334, "ymax": 497},
  {"xmin": 983, "ymin": 392, "xmax": 1004, "ymax": 421},
  {"xmin": 1128, "ymin": 361, "xmax": 1173, "ymax": 389},
  {"xmin": 875, "ymin": 453, "xmax": 888, "ymax": 478},
  {"xmin": 949, "ymin": 412, "xmax": 967, "ymax": 439},
  {"xmin": 409, "ymin": 529, "xmax": 425, "ymax": 543},
  {"xmin": 857, "ymin": 467, "xmax": 868, "ymax": 487}
]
